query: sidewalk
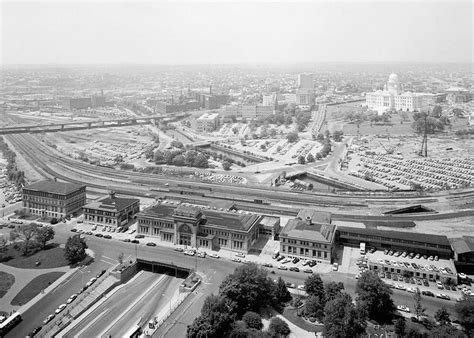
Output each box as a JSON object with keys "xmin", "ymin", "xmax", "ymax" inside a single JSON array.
[{"xmin": 0, "ymin": 263, "xmax": 75, "ymax": 314}]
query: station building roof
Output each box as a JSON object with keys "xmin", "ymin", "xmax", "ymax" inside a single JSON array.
[{"xmin": 23, "ymin": 180, "xmax": 85, "ymax": 195}]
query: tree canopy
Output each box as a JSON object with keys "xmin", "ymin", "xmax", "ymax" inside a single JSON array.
[
  {"xmin": 455, "ymin": 297, "xmax": 474, "ymax": 335},
  {"xmin": 355, "ymin": 271, "xmax": 394, "ymax": 322},
  {"xmin": 64, "ymin": 235, "xmax": 88, "ymax": 263},
  {"xmin": 323, "ymin": 292, "xmax": 367, "ymax": 338}
]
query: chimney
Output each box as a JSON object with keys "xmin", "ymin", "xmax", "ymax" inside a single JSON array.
[
  {"xmin": 54, "ymin": 177, "xmax": 57, "ymax": 182},
  {"xmin": 109, "ymin": 190, "xmax": 116, "ymax": 199},
  {"xmin": 305, "ymin": 216, "xmax": 312, "ymax": 225}
]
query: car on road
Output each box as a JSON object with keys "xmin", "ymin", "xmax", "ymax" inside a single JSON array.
[
  {"xmin": 70, "ymin": 228, "xmax": 77, "ymax": 232},
  {"xmin": 235, "ymin": 253, "xmax": 246, "ymax": 258},
  {"xmin": 208, "ymin": 253, "xmax": 220, "ymax": 259},
  {"xmin": 55, "ymin": 304, "xmax": 67, "ymax": 314},
  {"xmin": 436, "ymin": 294, "xmax": 450, "ymax": 300},
  {"xmin": 407, "ymin": 287, "xmax": 416, "ymax": 293},
  {"xmin": 95, "ymin": 233, "xmax": 103, "ymax": 237},
  {"xmin": 297, "ymin": 285, "xmax": 305, "ymax": 291},
  {"xmin": 103, "ymin": 234, "xmax": 112, "ymax": 239},
  {"xmin": 131, "ymin": 239, "xmax": 139, "ymax": 244},
  {"xmin": 135, "ymin": 234, "xmax": 145, "ymax": 239},
  {"xmin": 308, "ymin": 260, "xmax": 317, "ymax": 267},
  {"xmin": 122, "ymin": 238, "xmax": 131, "ymax": 242},
  {"xmin": 231, "ymin": 258, "xmax": 241, "ymax": 263},
  {"xmin": 397, "ymin": 305, "xmax": 410, "ymax": 313},
  {"xmin": 304, "ymin": 269, "xmax": 313, "ymax": 274},
  {"xmin": 146, "ymin": 242, "xmax": 157, "ymax": 247},
  {"xmin": 184, "ymin": 250, "xmax": 195, "ymax": 256},
  {"xmin": 67, "ymin": 294, "xmax": 77, "ymax": 304},
  {"xmin": 197, "ymin": 252, "xmax": 206, "ymax": 258},
  {"xmin": 332, "ymin": 263, "xmax": 339, "ymax": 271},
  {"xmin": 278, "ymin": 265, "xmax": 288, "ymax": 270},
  {"xmin": 289, "ymin": 267, "xmax": 300, "ymax": 272},
  {"xmin": 285, "ymin": 282, "xmax": 295, "ymax": 288},
  {"xmin": 263, "ymin": 263, "xmax": 273, "ymax": 268},
  {"xmin": 174, "ymin": 247, "xmax": 184, "ymax": 252},
  {"xmin": 43, "ymin": 314, "xmax": 55, "ymax": 325}
]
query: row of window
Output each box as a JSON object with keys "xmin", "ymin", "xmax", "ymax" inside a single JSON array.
[
  {"xmin": 84, "ymin": 209, "xmax": 116, "ymax": 217},
  {"xmin": 339, "ymin": 232, "xmax": 451, "ymax": 250},
  {"xmin": 281, "ymin": 237, "xmax": 328, "ymax": 249},
  {"xmin": 281, "ymin": 245, "xmax": 329, "ymax": 259}
]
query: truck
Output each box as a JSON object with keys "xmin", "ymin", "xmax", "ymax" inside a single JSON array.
[{"xmin": 360, "ymin": 242, "xmax": 366, "ymax": 255}]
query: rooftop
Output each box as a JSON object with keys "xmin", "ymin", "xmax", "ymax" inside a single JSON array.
[
  {"xmin": 337, "ymin": 226, "xmax": 452, "ymax": 248},
  {"xmin": 280, "ymin": 218, "xmax": 336, "ymax": 244},
  {"xmin": 297, "ymin": 209, "xmax": 332, "ymax": 224},
  {"xmin": 24, "ymin": 180, "xmax": 85, "ymax": 195},
  {"xmin": 84, "ymin": 195, "xmax": 139, "ymax": 212},
  {"xmin": 449, "ymin": 236, "xmax": 474, "ymax": 254}
]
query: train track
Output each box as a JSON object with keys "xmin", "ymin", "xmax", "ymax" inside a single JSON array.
[{"xmin": 6, "ymin": 133, "xmax": 474, "ymax": 213}]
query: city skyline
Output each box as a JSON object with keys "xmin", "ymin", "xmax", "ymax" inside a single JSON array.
[{"xmin": 1, "ymin": 1, "xmax": 473, "ymax": 65}]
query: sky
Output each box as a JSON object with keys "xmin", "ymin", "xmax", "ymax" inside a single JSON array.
[{"xmin": 1, "ymin": 1, "xmax": 473, "ymax": 65}]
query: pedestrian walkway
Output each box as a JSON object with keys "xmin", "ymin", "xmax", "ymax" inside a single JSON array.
[
  {"xmin": 0, "ymin": 263, "xmax": 73, "ymax": 314},
  {"xmin": 262, "ymin": 307, "xmax": 316, "ymax": 338}
]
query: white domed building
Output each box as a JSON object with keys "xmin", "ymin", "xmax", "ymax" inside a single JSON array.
[{"xmin": 365, "ymin": 73, "xmax": 433, "ymax": 114}]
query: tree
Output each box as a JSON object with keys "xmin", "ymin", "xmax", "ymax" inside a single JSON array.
[
  {"xmin": 355, "ymin": 271, "xmax": 394, "ymax": 322},
  {"xmin": 306, "ymin": 153, "xmax": 315, "ymax": 163},
  {"xmin": 232, "ymin": 127, "xmax": 239, "ymax": 135},
  {"xmin": 405, "ymin": 327, "xmax": 423, "ymax": 338},
  {"xmin": 333, "ymin": 130, "xmax": 344, "ymax": 142},
  {"xmin": 435, "ymin": 307, "xmax": 451, "ymax": 326},
  {"xmin": 193, "ymin": 153, "xmax": 209, "ymax": 168},
  {"xmin": 324, "ymin": 281, "xmax": 344, "ymax": 302},
  {"xmin": 64, "ymin": 235, "xmax": 88, "ymax": 263},
  {"xmin": 286, "ymin": 132, "xmax": 298, "ymax": 143},
  {"xmin": 268, "ymin": 317, "xmax": 290, "ymax": 337},
  {"xmin": 413, "ymin": 287, "xmax": 426, "ymax": 320},
  {"xmin": 187, "ymin": 294, "xmax": 233, "ymax": 338},
  {"xmin": 219, "ymin": 264, "xmax": 276, "ymax": 317},
  {"xmin": 273, "ymin": 277, "xmax": 292, "ymax": 305},
  {"xmin": 242, "ymin": 311, "xmax": 263, "ymax": 330},
  {"xmin": 297, "ymin": 155, "xmax": 305, "ymax": 164},
  {"xmin": 430, "ymin": 324, "xmax": 465, "ymax": 337},
  {"xmin": 323, "ymin": 293, "xmax": 366, "ymax": 338},
  {"xmin": 153, "ymin": 150, "xmax": 165, "ymax": 163},
  {"xmin": 304, "ymin": 274, "xmax": 325, "ymax": 304},
  {"xmin": 304, "ymin": 295, "xmax": 324, "ymax": 320},
  {"xmin": 315, "ymin": 152, "xmax": 322, "ymax": 160},
  {"xmin": 222, "ymin": 161, "xmax": 232, "ymax": 171},
  {"xmin": 172, "ymin": 155, "xmax": 185, "ymax": 166},
  {"xmin": 431, "ymin": 105, "xmax": 442, "ymax": 118},
  {"xmin": 35, "ymin": 225, "xmax": 55, "ymax": 249},
  {"xmin": 10, "ymin": 223, "xmax": 39, "ymax": 255},
  {"xmin": 170, "ymin": 140, "xmax": 184, "ymax": 149},
  {"xmin": 455, "ymin": 297, "xmax": 474, "ymax": 335},
  {"xmin": 412, "ymin": 114, "xmax": 445, "ymax": 134},
  {"xmin": 394, "ymin": 318, "xmax": 406, "ymax": 337}
]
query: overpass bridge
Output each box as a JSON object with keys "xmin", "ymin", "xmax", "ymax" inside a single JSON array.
[{"xmin": 0, "ymin": 113, "xmax": 191, "ymax": 135}]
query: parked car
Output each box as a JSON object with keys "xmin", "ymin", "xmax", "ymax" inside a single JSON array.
[
  {"xmin": 285, "ymin": 282, "xmax": 295, "ymax": 288},
  {"xmin": 197, "ymin": 252, "xmax": 206, "ymax": 258},
  {"xmin": 291, "ymin": 257, "xmax": 300, "ymax": 264},
  {"xmin": 332, "ymin": 263, "xmax": 339, "ymax": 271},
  {"xmin": 131, "ymin": 239, "xmax": 139, "ymax": 244},
  {"xmin": 236, "ymin": 252, "xmax": 246, "ymax": 258},
  {"xmin": 96, "ymin": 270, "xmax": 106, "ymax": 278},
  {"xmin": 231, "ymin": 258, "xmax": 242, "ymax": 263},
  {"xmin": 135, "ymin": 234, "xmax": 145, "ymax": 239},
  {"xmin": 174, "ymin": 247, "xmax": 184, "ymax": 252},
  {"xmin": 184, "ymin": 250, "xmax": 195, "ymax": 256},
  {"xmin": 43, "ymin": 314, "xmax": 55, "ymax": 325},
  {"xmin": 208, "ymin": 253, "xmax": 220, "ymax": 259},
  {"xmin": 276, "ymin": 255, "xmax": 285, "ymax": 262},
  {"xmin": 278, "ymin": 265, "xmax": 288, "ymax": 270},
  {"xmin": 263, "ymin": 263, "xmax": 273, "ymax": 268},
  {"xmin": 122, "ymin": 238, "xmax": 131, "ymax": 242},
  {"xmin": 304, "ymin": 269, "xmax": 313, "ymax": 274},
  {"xmin": 55, "ymin": 304, "xmax": 67, "ymax": 314},
  {"xmin": 146, "ymin": 242, "xmax": 156, "ymax": 247},
  {"xmin": 308, "ymin": 260, "xmax": 317, "ymax": 267},
  {"xmin": 95, "ymin": 233, "xmax": 103, "ymax": 237},
  {"xmin": 67, "ymin": 293, "xmax": 78, "ymax": 304},
  {"xmin": 397, "ymin": 305, "xmax": 410, "ymax": 313},
  {"xmin": 289, "ymin": 267, "xmax": 300, "ymax": 272},
  {"xmin": 421, "ymin": 290, "xmax": 434, "ymax": 297},
  {"xmin": 436, "ymin": 294, "xmax": 450, "ymax": 300}
]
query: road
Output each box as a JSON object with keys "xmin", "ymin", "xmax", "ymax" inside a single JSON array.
[{"xmin": 66, "ymin": 272, "xmax": 179, "ymax": 338}]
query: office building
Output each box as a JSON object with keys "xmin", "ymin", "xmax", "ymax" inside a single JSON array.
[
  {"xmin": 279, "ymin": 209, "xmax": 336, "ymax": 263},
  {"xmin": 62, "ymin": 98, "xmax": 92, "ymax": 110},
  {"xmin": 195, "ymin": 112, "xmax": 220, "ymax": 132},
  {"xmin": 22, "ymin": 180, "xmax": 86, "ymax": 218},
  {"xmin": 298, "ymin": 73, "xmax": 314, "ymax": 89},
  {"xmin": 82, "ymin": 191, "xmax": 140, "ymax": 228},
  {"xmin": 446, "ymin": 87, "xmax": 472, "ymax": 104},
  {"xmin": 296, "ymin": 89, "xmax": 314, "ymax": 107}
]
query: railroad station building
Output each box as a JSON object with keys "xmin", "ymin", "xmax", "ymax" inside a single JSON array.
[
  {"xmin": 136, "ymin": 201, "xmax": 262, "ymax": 252},
  {"xmin": 82, "ymin": 191, "xmax": 140, "ymax": 228},
  {"xmin": 336, "ymin": 226, "xmax": 453, "ymax": 259},
  {"xmin": 279, "ymin": 209, "xmax": 336, "ymax": 263},
  {"xmin": 22, "ymin": 179, "xmax": 86, "ymax": 218}
]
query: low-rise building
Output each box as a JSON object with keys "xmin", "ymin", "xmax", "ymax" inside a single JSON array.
[
  {"xmin": 279, "ymin": 209, "xmax": 335, "ymax": 263},
  {"xmin": 82, "ymin": 191, "xmax": 140, "ymax": 228},
  {"xmin": 258, "ymin": 216, "xmax": 281, "ymax": 239},
  {"xmin": 336, "ymin": 226, "xmax": 453, "ymax": 259},
  {"xmin": 136, "ymin": 202, "xmax": 261, "ymax": 252},
  {"xmin": 195, "ymin": 112, "xmax": 220, "ymax": 132},
  {"xmin": 22, "ymin": 179, "xmax": 86, "ymax": 218}
]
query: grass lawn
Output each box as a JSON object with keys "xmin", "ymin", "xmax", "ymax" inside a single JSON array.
[
  {"xmin": 2, "ymin": 244, "xmax": 69, "ymax": 269},
  {"xmin": 0, "ymin": 271, "xmax": 15, "ymax": 298},
  {"xmin": 282, "ymin": 307, "xmax": 323, "ymax": 332},
  {"xmin": 10, "ymin": 271, "xmax": 64, "ymax": 306}
]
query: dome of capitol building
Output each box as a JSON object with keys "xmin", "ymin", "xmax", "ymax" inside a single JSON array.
[{"xmin": 388, "ymin": 73, "xmax": 399, "ymax": 83}]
